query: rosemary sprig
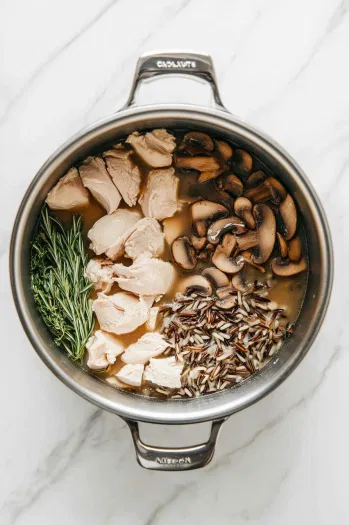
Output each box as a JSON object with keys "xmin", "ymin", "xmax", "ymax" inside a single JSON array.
[{"xmin": 31, "ymin": 207, "xmax": 94, "ymax": 360}]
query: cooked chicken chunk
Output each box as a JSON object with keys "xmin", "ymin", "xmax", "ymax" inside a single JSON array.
[
  {"xmin": 79, "ymin": 156, "xmax": 121, "ymax": 214},
  {"xmin": 93, "ymin": 292, "xmax": 153, "ymax": 334},
  {"xmin": 85, "ymin": 258, "xmax": 115, "ymax": 293},
  {"xmin": 144, "ymin": 356, "xmax": 183, "ymax": 389},
  {"xmin": 124, "ymin": 218, "xmax": 164, "ymax": 260},
  {"xmin": 103, "ymin": 146, "xmax": 141, "ymax": 206},
  {"xmin": 146, "ymin": 306, "xmax": 159, "ymax": 331},
  {"xmin": 46, "ymin": 167, "xmax": 89, "ymax": 210},
  {"xmin": 113, "ymin": 255, "xmax": 174, "ymax": 297},
  {"xmin": 139, "ymin": 168, "xmax": 179, "ymax": 221},
  {"xmin": 126, "ymin": 129, "xmax": 176, "ymax": 168},
  {"xmin": 116, "ymin": 363, "xmax": 144, "ymax": 387},
  {"xmin": 86, "ymin": 330, "xmax": 124, "ymax": 370},
  {"xmin": 88, "ymin": 208, "xmax": 141, "ymax": 259},
  {"xmin": 122, "ymin": 332, "xmax": 168, "ymax": 365}
]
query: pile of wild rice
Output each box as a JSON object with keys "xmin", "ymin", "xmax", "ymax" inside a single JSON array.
[{"xmin": 159, "ymin": 283, "xmax": 292, "ymax": 398}]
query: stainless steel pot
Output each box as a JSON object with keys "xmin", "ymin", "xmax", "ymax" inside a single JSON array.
[{"xmin": 10, "ymin": 52, "xmax": 333, "ymax": 471}]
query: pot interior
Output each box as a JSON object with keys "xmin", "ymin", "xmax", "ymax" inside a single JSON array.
[{"xmin": 10, "ymin": 106, "xmax": 333, "ymax": 424}]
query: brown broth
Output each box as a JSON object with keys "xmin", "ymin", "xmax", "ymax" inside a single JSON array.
[{"xmin": 49, "ymin": 128, "xmax": 308, "ymax": 398}]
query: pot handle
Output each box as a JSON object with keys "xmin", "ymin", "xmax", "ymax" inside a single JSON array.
[
  {"xmin": 124, "ymin": 51, "xmax": 226, "ymax": 110},
  {"xmin": 124, "ymin": 417, "xmax": 227, "ymax": 471}
]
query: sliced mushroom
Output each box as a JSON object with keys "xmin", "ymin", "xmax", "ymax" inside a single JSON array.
[
  {"xmin": 279, "ymin": 194, "xmax": 297, "ymax": 240},
  {"xmin": 288, "ymin": 236, "xmax": 302, "ymax": 263},
  {"xmin": 191, "ymin": 200, "xmax": 228, "ymax": 222},
  {"xmin": 212, "ymin": 245, "xmax": 244, "ymax": 274},
  {"xmin": 216, "ymin": 140, "xmax": 233, "ymax": 161},
  {"xmin": 277, "ymin": 232, "xmax": 288, "ymax": 258},
  {"xmin": 178, "ymin": 275, "xmax": 213, "ymax": 296},
  {"xmin": 246, "ymin": 170, "xmax": 266, "ymax": 188},
  {"xmin": 202, "ymin": 267, "xmax": 230, "ymax": 289},
  {"xmin": 223, "ymin": 174, "xmax": 244, "ymax": 197},
  {"xmin": 176, "ymin": 156, "xmax": 220, "ymax": 172},
  {"xmin": 182, "ymin": 131, "xmax": 214, "ymax": 152},
  {"xmin": 236, "ymin": 203, "xmax": 276, "ymax": 264},
  {"xmin": 271, "ymin": 257, "xmax": 307, "ymax": 276},
  {"xmin": 171, "ymin": 236, "xmax": 197, "ymax": 270},
  {"xmin": 216, "ymin": 295, "xmax": 237, "ymax": 309},
  {"xmin": 232, "ymin": 271, "xmax": 254, "ymax": 293},
  {"xmin": 233, "ymin": 149, "xmax": 253, "ymax": 175},
  {"xmin": 221, "ymin": 233, "xmax": 237, "ymax": 253},
  {"xmin": 234, "ymin": 197, "xmax": 256, "ymax": 229},
  {"xmin": 216, "ymin": 285, "xmax": 235, "ymax": 299},
  {"xmin": 207, "ymin": 216, "xmax": 247, "ymax": 244},
  {"xmin": 198, "ymin": 170, "xmax": 222, "ymax": 183},
  {"xmin": 193, "ymin": 219, "xmax": 207, "ymax": 237},
  {"xmin": 244, "ymin": 177, "xmax": 287, "ymax": 204},
  {"xmin": 239, "ymin": 250, "xmax": 266, "ymax": 272},
  {"xmin": 190, "ymin": 235, "xmax": 206, "ymax": 251}
]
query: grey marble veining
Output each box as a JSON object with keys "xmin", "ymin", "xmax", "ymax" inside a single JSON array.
[{"xmin": 1, "ymin": 0, "xmax": 348, "ymax": 523}]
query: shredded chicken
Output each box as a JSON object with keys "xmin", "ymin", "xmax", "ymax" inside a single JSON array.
[
  {"xmin": 113, "ymin": 255, "xmax": 174, "ymax": 297},
  {"xmin": 93, "ymin": 292, "xmax": 153, "ymax": 334},
  {"xmin": 144, "ymin": 356, "xmax": 183, "ymax": 389},
  {"xmin": 85, "ymin": 258, "xmax": 115, "ymax": 293},
  {"xmin": 79, "ymin": 156, "xmax": 121, "ymax": 214},
  {"xmin": 103, "ymin": 145, "xmax": 141, "ymax": 206},
  {"xmin": 88, "ymin": 208, "xmax": 141, "ymax": 259},
  {"xmin": 122, "ymin": 332, "xmax": 168, "ymax": 365},
  {"xmin": 124, "ymin": 217, "xmax": 164, "ymax": 260},
  {"xmin": 86, "ymin": 330, "xmax": 124, "ymax": 370},
  {"xmin": 126, "ymin": 129, "xmax": 176, "ymax": 168},
  {"xmin": 139, "ymin": 167, "xmax": 179, "ymax": 221},
  {"xmin": 46, "ymin": 167, "xmax": 89, "ymax": 210}
]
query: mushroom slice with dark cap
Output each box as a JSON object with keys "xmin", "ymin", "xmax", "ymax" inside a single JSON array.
[
  {"xmin": 271, "ymin": 257, "xmax": 307, "ymax": 276},
  {"xmin": 246, "ymin": 170, "xmax": 266, "ymax": 188},
  {"xmin": 279, "ymin": 194, "xmax": 297, "ymax": 240},
  {"xmin": 244, "ymin": 177, "xmax": 287, "ymax": 204},
  {"xmin": 236, "ymin": 203, "xmax": 276, "ymax": 264},
  {"xmin": 277, "ymin": 232, "xmax": 288, "ymax": 259},
  {"xmin": 239, "ymin": 250, "xmax": 266, "ymax": 272},
  {"xmin": 171, "ymin": 236, "xmax": 197, "ymax": 270},
  {"xmin": 223, "ymin": 174, "xmax": 244, "ymax": 197},
  {"xmin": 207, "ymin": 216, "xmax": 246, "ymax": 244},
  {"xmin": 192, "ymin": 219, "xmax": 207, "ymax": 237},
  {"xmin": 234, "ymin": 197, "xmax": 256, "ymax": 229},
  {"xmin": 181, "ymin": 131, "xmax": 214, "ymax": 152},
  {"xmin": 288, "ymin": 236, "xmax": 302, "ymax": 262},
  {"xmin": 178, "ymin": 275, "xmax": 213, "ymax": 296},
  {"xmin": 232, "ymin": 271, "xmax": 254, "ymax": 294},
  {"xmin": 176, "ymin": 156, "xmax": 220, "ymax": 172},
  {"xmin": 191, "ymin": 200, "xmax": 228, "ymax": 222},
  {"xmin": 216, "ymin": 295, "xmax": 237, "ymax": 309},
  {"xmin": 212, "ymin": 235, "xmax": 244, "ymax": 274},
  {"xmin": 233, "ymin": 149, "xmax": 253, "ymax": 176},
  {"xmin": 190, "ymin": 235, "xmax": 206, "ymax": 251},
  {"xmin": 202, "ymin": 267, "xmax": 230, "ymax": 289},
  {"xmin": 198, "ymin": 169, "xmax": 224, "ymax": 183},
  {"xmin": 216, "ymin": 140, "xmax": 233, "ymax": 161}
]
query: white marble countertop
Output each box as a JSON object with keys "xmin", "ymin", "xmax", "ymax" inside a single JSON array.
[{"xmin": 0, "ymin": 0, "xmax": 347, "ymax": 523}]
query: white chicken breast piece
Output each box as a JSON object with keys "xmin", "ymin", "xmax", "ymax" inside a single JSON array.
[
  {"xmin": 88, "ymin": 208, "xmax": 141, "ymax": 259},
  {"xmin": 139, "ymin": 168, "xmax": 179, "ymax": 221},
  {"xmin": 126, "ymin": 129, "xmax": 176, "ymax": 168},
  {"xmin": 122, "ymin": 332, "xmax": 168, "ymax": 365},
  {"xmin": 86, "ymin": 330, "xmax": 124, "ymax": 370},
  {"xmin": 146, "ymin": 306, "xmax": 159, "ymax": 331},
  {"xmin": 78, "ymin": 156, "xmax": 121, "ymax": 214},
  {"xmin": 85, "ymin": 258, "xmax": 115, "ymax": 293},
  {"xmin": 144, "ymin": 356, "xmax": 183, "ymax": 389},
  {"xmin": 46, "ymin": 167, "xmax": 89, "ymax": 210},
  {"xmin": 103, "ymin": 146, "xmax": 141, "ymax": 206},
  {"xmin": 116, "ymin": 363, "xmax": 144, "ymax": 387},
  {"xmin": 113, "ymin": 255, "xmax": 174, "ymax": 297},
  {"xmin": 93, "ymin": 292, "xmax": 153, "ymax": 335},
  {"xmin": 106, "ymin": 376, "xmax": 132, "ymax": 389},
  {"xmin": 124, "ymin": 217, "xmax": 164, "ymax": 260}
]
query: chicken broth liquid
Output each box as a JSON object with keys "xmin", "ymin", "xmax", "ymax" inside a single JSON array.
[{"xmin": 46, "ymin": 128, "xmax": 308, "ymax": 398}]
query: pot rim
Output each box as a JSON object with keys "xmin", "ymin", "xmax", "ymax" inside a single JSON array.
[{"xmin": 10, "ymin": 103, "xmax": 333, "ymax": 424}]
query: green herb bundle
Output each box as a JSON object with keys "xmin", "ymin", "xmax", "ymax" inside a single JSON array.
[{"xmin": 31, "ymin": 207, "xmax": 94, "ymax": 360}]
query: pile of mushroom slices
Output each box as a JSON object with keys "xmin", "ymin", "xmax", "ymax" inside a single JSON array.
[{"xmin": 171, "ymin": 131, "xmax": 307, "ymax": 296}]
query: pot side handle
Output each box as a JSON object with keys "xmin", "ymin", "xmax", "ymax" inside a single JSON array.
[
  {"xmin": 124, "ymin": 51, "xmax": 226, "ymax": 110},
  {"xmin": 123, "ymin": 417, "xmax": 227, "ymax": 471}
]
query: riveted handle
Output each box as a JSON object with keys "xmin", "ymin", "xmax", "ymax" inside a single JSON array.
[
  {"xmin": 124, "ymin": 51, "xmax": 226, "ymax": 110},
  {"xmin": 124, "ymin": 417, "xmax": 227, "ymax": 471}
]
